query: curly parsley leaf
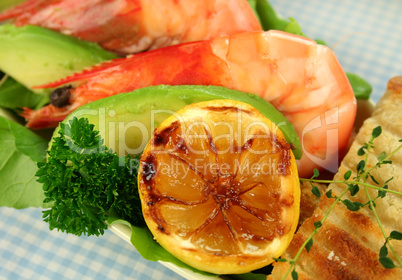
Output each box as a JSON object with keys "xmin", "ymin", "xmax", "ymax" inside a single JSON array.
[{"xmin": 37, "ymin": 117, "xmax": 144, "ymax": 236}]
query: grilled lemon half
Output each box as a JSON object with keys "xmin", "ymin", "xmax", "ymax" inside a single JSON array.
[{"xmin": 138, "ymin": 100, "xmax": 300, "ymax": 274}]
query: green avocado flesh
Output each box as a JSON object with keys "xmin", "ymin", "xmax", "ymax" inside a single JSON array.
[
  {"xmin": 56, "ymin": 85, "xmax": 302, "ymax": 159},
  {"xmin": 0, "ymin": 24, "xmax": 117, "ymax": 93}
]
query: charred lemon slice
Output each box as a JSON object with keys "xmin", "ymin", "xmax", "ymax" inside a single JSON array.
[{"xmin": 138, "ymin": 100, "xmax": 300, "ymax": 274}]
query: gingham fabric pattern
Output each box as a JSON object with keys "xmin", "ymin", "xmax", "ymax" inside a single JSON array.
[
  {"xmin": 0, "ymin": 208, "xmax": 179, "ymax": 280},
  {"xmin": 1, "ymin": 1, "xmax": 401, "ymax": 279}
]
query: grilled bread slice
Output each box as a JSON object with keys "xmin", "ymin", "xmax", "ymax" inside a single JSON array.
[
  {"xmin": 268, "ymin": 77, "xmax": 402, "ymax": 280},
  {"xmin": 298, "ymin": 180, "xmax": 326, "ymax": 227}
]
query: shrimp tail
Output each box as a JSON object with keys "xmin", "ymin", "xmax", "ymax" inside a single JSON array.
[{"xmin": 21, "ymin": 106, "xmax": 68, "ymax": 129}]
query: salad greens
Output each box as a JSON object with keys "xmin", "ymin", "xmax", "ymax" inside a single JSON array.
[
  {"xmin": 0, "ymin": 76, "xmax": 49, "ymax": 110},
  {"xmin": 248, "ymin": 0, "xmax": 307, "ymax": 37},
  {"xmin": 346, "ymin": 72, "xmax": 373, "ymax": 100},
  {"xmin": 0, "ymin": 115, "xmax": 48, "ymax": 208}
]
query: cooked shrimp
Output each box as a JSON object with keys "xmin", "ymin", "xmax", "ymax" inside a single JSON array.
[
  {"xmin": 0, "ymin": 0, "xmax": 261, "ymax": 54},
  {"xmin": 23, "ymin": 30, "xmax": 356, "ymax": 178}
]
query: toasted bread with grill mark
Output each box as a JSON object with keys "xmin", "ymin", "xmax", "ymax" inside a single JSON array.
[{"xmin": 268, "ymin": 77, "xmax": 402, "ymax": 280}]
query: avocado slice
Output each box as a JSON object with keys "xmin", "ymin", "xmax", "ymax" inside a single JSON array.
[
  {"xmin": 0, "ymin": 24, "xmax": 117, "ymax": 94},
  {"xmin": 56, "ymin": 85, "xmax": 302, "ymax": 159}
]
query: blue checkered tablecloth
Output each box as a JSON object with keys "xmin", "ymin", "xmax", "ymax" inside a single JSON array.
[
  {"xmin": 1, "ymin": 1, "xmax": 401, "ymax": 279},
  {"xmin": 0, "ymin": 208, "xmax": 179, "ymax": 280}
]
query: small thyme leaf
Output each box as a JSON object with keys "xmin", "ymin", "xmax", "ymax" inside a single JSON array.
[
  {"xmin": 313, "ymin": 168, "xmax": 320, "ymax": 178},
  {"xmin": 348, "ymin": 183, "xmax": 359, "ymax": 196},
  {"xmin": 377, "ymin": 151, "xmax": 387, "ymax": 162},
  {"xmin": 342, "ymin": 199, "xmax": 363, "ymax": 211},
  {"xmin": 305, "ymin": 239, "xmax": 313, "ymax": 253},
  {"xmin": 372, "ymin": 126, "xmax": 382, "ymax": 139},
  {"xmin": 314, "ymin": 221, "xmax": 322, "ymax": 230},
  {"xmin": 369, "ymin": 174, "xmax": 380, "ymax": 185},
  {"xmin": 291, "ymin": 268, "xmax": 298, "ymax": 280},
  {"xmin": 356, "ymin": 160, "xmax": 366, "ymax": 173},
  {"xmin": 311, "ymin": 185, "xmax": 321, "ymax": 198},
  {"xmin": 385, "ymin": 177, "xmax": 394, "ymax": 184},
  {"xmin": 390, "ymin": 231, "xmax": 402, "ymax": 240},
  {"xmin": 326, "ymin": 189, "xmax": 335, "ymax": 198},
  {"xmin": 377, "ymin": 185, "xmax": 388, "ymax": 198},
  {"xmin": 344, "ymin": 170, "xmax": 352, "ymax": 180},
  {"xmin": 273, "ymin": 258, "xmax": 287, "ymax": 262},
  {"xmin": 357, "ymin": 146, "xmax": 366, "ymax": 156},
  {"xmin": 378, "ymin": 230, "xmax": 402, "ymax": 269},
  {"xmin": 379, "ymin": 257, "xmax": 396, "ymax": 269},
  {"xmin": 380, "ymin": 244, "xmax": 388, "ymax": 258}
]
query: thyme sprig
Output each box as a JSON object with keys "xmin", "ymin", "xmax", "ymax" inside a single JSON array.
[{"xmin": 278, "ymin": 126, "xmax": 402, "ymax": 280}]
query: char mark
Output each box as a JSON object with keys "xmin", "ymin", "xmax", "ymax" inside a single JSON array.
[
  {"xmin": 152, "ymin": 121, "xmax": 180, "ymax": 146},
  {"xmin": 204, "ymin": 106, "xmax": 252, "ymax": 115}
]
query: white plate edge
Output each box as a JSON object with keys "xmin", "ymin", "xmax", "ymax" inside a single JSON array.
[{"xmin": 109, "ymin": 223, "xmax": 223, "ymax": 280}]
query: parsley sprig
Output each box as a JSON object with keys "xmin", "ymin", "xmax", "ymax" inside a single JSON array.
[
  {"xmin": 278, "ymin": 126, "xmax": 402, "ymax": 280},
  {"xmin": 36, "ymin": 117, "xmax": 144, "ymax": 236}
]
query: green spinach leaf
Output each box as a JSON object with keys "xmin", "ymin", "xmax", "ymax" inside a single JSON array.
[
  {"xmin": 346, "ymin": 72, "xmax": 373, "ymax": 100},
  {"xmin": 0, "ymin": 115, "xmax": 48, "ymax": 208},
  {"xmin": 0, "ymin": 76, "xmax": 49, "ymax": 110}
]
